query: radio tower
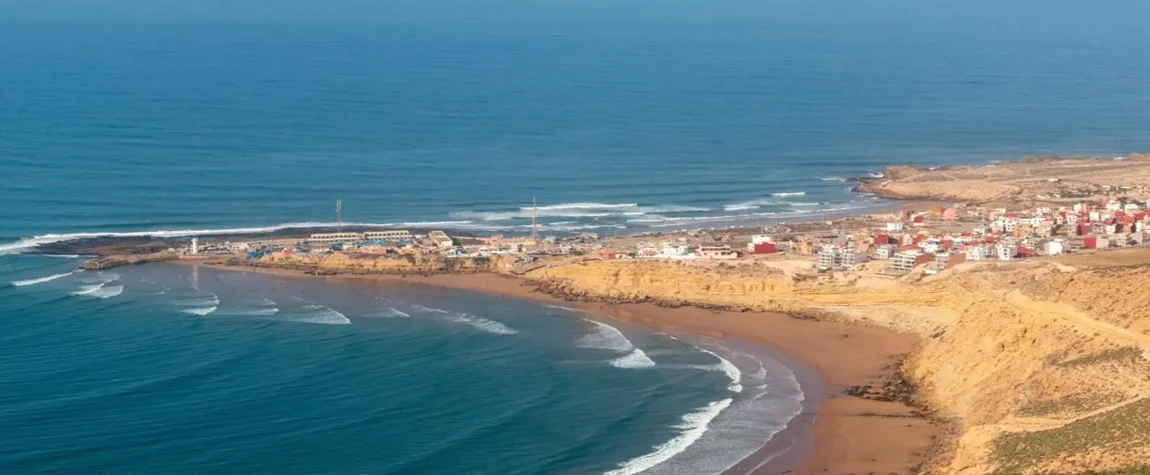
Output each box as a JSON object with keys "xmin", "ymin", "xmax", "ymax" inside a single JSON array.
[
  {"xmin": 531, "ymin": 197, "xmax": 539, "ymax": 243},
  {"xmin": 336, "ymin": 199, "xmax": 343, "ymax": 232}
]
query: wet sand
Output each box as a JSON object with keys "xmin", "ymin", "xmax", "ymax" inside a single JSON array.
[{"xmin": 183, "ymin": 263, "xmax": 937, "ymax": 474}]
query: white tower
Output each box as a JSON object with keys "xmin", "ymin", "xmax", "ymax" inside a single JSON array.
[{"xmin": 191, "ymin": 237, "xmax": 199, "ymax": 255}]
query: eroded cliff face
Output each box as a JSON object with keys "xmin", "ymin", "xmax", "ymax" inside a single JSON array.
[
  {"xmin": 252, "ymin": 252, "xmax": 504, "ymax": 275},
  {"xmin": 522, "ymin": 259, "xmax": 1150, "ymax": 474}
]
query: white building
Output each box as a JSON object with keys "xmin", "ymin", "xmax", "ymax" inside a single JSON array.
[
  {"xmin": 920, "ymin": 240, "xmax": 944, "ymax": 254},
  {"xmin": 309, "ymin": 232, "xmax": 362, "ymax": 243},
  {"xmin": 875, "ymin": 245, "xmax": 895, "ymax": 259},
  {"xmin": 365, "ymin": 230, "xmax": 412, "ymax": 241},
  {"xmin": 751, "ymin": 235, "xmax": 773, "ymax": 244},
  {"xmin": 886, "ymin": 222, "xmax": 905, "ymax": 232},
  {"xmin": 1021, "ymin": 216, "xmax": 1045, "ymax": 227},
  {"xmin": 891, "ymin": 250, "xmax": 923, "ymax": 274},
  {"xmin": 191, "ymin": 237, "xmax": 199, "ymax": 255},
  {"xmin": 427, "ymin": 231, "xmax": 454, "ymax": 249},
  {"xmin": 996, "ymin": 243, "xmax": 1018, "ymax": 261},
  {"xmin": 966, "ymin": 245, "xmax": 989, "ymax": 261},
  {"xmin": 1043, "ymin": 239, "xmax": 1065, "ymax": 256},
  {"xmin": 696, "ymin": 246, "xmax": 738, "ymax": 260},
  {"xmin": 817, "ymin": 245, "xmax": 837, "ymax": 271}
]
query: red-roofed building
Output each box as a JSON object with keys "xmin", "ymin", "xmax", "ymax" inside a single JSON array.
[{"xmin": 749, "ymin": 242, "xmax": 777, "ymax": 254}]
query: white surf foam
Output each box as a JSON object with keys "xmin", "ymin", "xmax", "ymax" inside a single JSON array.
[
  {"xmin": 88, "ymin": 285, "xmax": 123, "ymax": 299},
  {"xmin": 723, "ymin": 199, "xmax": 778, "ymax": 211},
  {"xmin": 182, "ymin": 306, "xmax": 218, "ymax": 316},
  {"xmin": 608, "ymin": 349, "xmax": 657, "ymax": 369},
  {"xmin": 11, "ymin": 271, "xmax": 77, "ymax": 287},
  {"xmin": 72, "ymin": 283, "xmax": 105, "ymax": 295},
  {"xmin": 79, "ymin": 272, "xmax": 120, "ymax": 285},
  {"xmin": 820, "ymin": 176, "xmax": 848, "ymax": 182},
  {"xmin": 579, "ymin": 320, "xmax": 656, "ymax": 368},
  {"xmin": 0, "ymin": 221, "xmax": 469, "ymax": 255},
  {"xmin": 452, "ymin": 203, "xmax": 709, "ymax": 221},
  {"xmin": 533, "ymin": 202, "xmax": 638, "ymax": 210},
  {"xmin": 605, "ymin": 398, "xmax": 734, "ymax": 475},
  {"xmin": 543, "ymin": 304, "xmax": 583, "ymax": 313},
  {"xmin": 229, "ymin": 307, "xmax": 280, "ymax": 316},
  {"xmin": 296, "ymin": 304, "xmax": 352, "ymax": 325},
  {"xmin": 447, "ymin": 313, "xmax": 518, "ymax": 335},
  {"xmin": 410, "ymin": 304, "xmax": 449, "ymax": 314},
  {"xmin": 173, "ymin": 296, "xmax": 220, "ymax": 307},
  {"xmin": 698, "ymin": 346, "xmax": 743, "ymax": 393},
  {"xmin": 379, "ymin": 307, "xmax": 411, "ymax": 318},
  {"xmin": 577, "ymin": 320, "xmax": 635, "ymax": 353},
  {"xmin": 771, "ymin": 191, "xmax": 806, "ymax": 197}
]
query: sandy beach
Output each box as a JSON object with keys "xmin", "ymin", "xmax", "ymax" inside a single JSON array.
[{"xmin": 183, "ymin": 262, "xmax": 937, "ymax": 474}]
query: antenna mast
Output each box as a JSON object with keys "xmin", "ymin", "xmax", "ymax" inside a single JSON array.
[
  {"xmin": 532, "ymin": 197, "xmax": 539, "ymax": 243},
  {"xmin": 336, "ymin": 199, "xmax": 343, "ymax": 232}
]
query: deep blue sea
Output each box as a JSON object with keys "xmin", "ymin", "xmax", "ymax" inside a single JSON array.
[{"xmin": 2, "ymin": 0, "xmax": 1150, "ymax": 473}]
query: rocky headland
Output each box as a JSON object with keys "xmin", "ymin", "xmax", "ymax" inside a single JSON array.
[{"xmin": 857, "ymin": 153, "xmax": 1150, "ymax": 205}]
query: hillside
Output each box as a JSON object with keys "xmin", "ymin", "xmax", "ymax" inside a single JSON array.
[{"xmin": 519, "ymin": 256, "xmax": 1150, "ymax": 474}]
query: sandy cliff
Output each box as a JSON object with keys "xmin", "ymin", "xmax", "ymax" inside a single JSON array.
[{"xmin": 519, "ymin": 258, "xmax": 1150, "ymax": 474}]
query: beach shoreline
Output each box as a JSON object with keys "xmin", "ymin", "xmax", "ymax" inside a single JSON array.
[{"xmin": 178, "ymin": 261, "xmax": 936, "ymax": 474}]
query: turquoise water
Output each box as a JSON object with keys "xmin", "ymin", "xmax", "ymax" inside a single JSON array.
[
  {"xmin": 2, "ymin": 0, "xmax": 1150, "ymax": 473},
  {"xmin": 0, "ymin": 256, "xmax": 802, "ymax": 474}
]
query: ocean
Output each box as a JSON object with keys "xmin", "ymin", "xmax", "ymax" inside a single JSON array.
[
  {"xmin": 0, "ymin": 256, "xmax": 803, "ymax": 474},
  {"xmin": 2, "ymin": 0, "xmax": 1150, "ymax": 473}
]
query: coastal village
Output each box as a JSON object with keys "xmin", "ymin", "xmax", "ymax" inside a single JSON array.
[
  {"xmin": 44, "ymin": 155, "xmax": 1150, "ymax": 475},
  {"xmin": 178, "ymin": 195, "xmax": 1150, "ymax": 278}
]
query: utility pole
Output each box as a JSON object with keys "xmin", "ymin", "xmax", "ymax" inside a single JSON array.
[{"xmin": 532, "ymin": 197, "xmax": 539, "ymax": 243}]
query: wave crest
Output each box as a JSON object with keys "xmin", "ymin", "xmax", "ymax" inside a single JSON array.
[
  {"xmin": 605, "ymin": 398, "xmax": 734, "ymax": 475},
  {"xmin": 11, "ymin": 271, "xmax": 77, "ymax": 287}
]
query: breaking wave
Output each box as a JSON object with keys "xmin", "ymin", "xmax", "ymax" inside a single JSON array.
[
  {"xmin": 182, "ymin": 306, "xmax": 218, "ymax": 316},
  {"xmin": 293, "ymin": 304, "xmax": 352, "ymax": 325},
  {"xmin": 543, "ymin": 304, "xmax": 583, "ymax": 313},
  {"xmin": 577, "ymin": 320, "xmax": 635, "ymax": 353},
  {"xmin": 229, "ymin": 307, "xmax": 280, "ymax": 316},
  {"xmin": 173, "ymin": 296, "xmax": 220, "ymax": 307},
  {"xmin": 697, "ymin": 346, "xmax": 743, "ymax": 393},
  {"xmin": 609, "ymin": 349, "xmax": 657, "ymax": 369},
  {"xmin": 605, "ymin": 398, "xmax": 734, "ymax": 475},
  {"xmin": 446, "ymin": 313, "xmax": 518, "ymax": 335},
  {"xmin": 723, "ymin": 199, "xmax": 778, "ymax": 211},
  {"xmin": 0, "ymin": 221, "xmax": 477, "ymax": 255},
  {"xmin": 578, "ymin": 320, "xmax": 657, "ymax": 368},
  {"xmin": 72, "ymin": 283, "xmax": 123, "ymax": 299},
  {"xmin": 378, "ymin": 307, "xmax": 411, "ymax": 318},
  {"xmin": 771, "ymin": 191, "xmax": 806, "ymax": 197},
  {"xmin": 451, "ymin": 203, "xmax": 709, "ymax": 221},
  {"xmin": 11, "ymin": 271, "xmax": 78, "ymax": 287}
]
